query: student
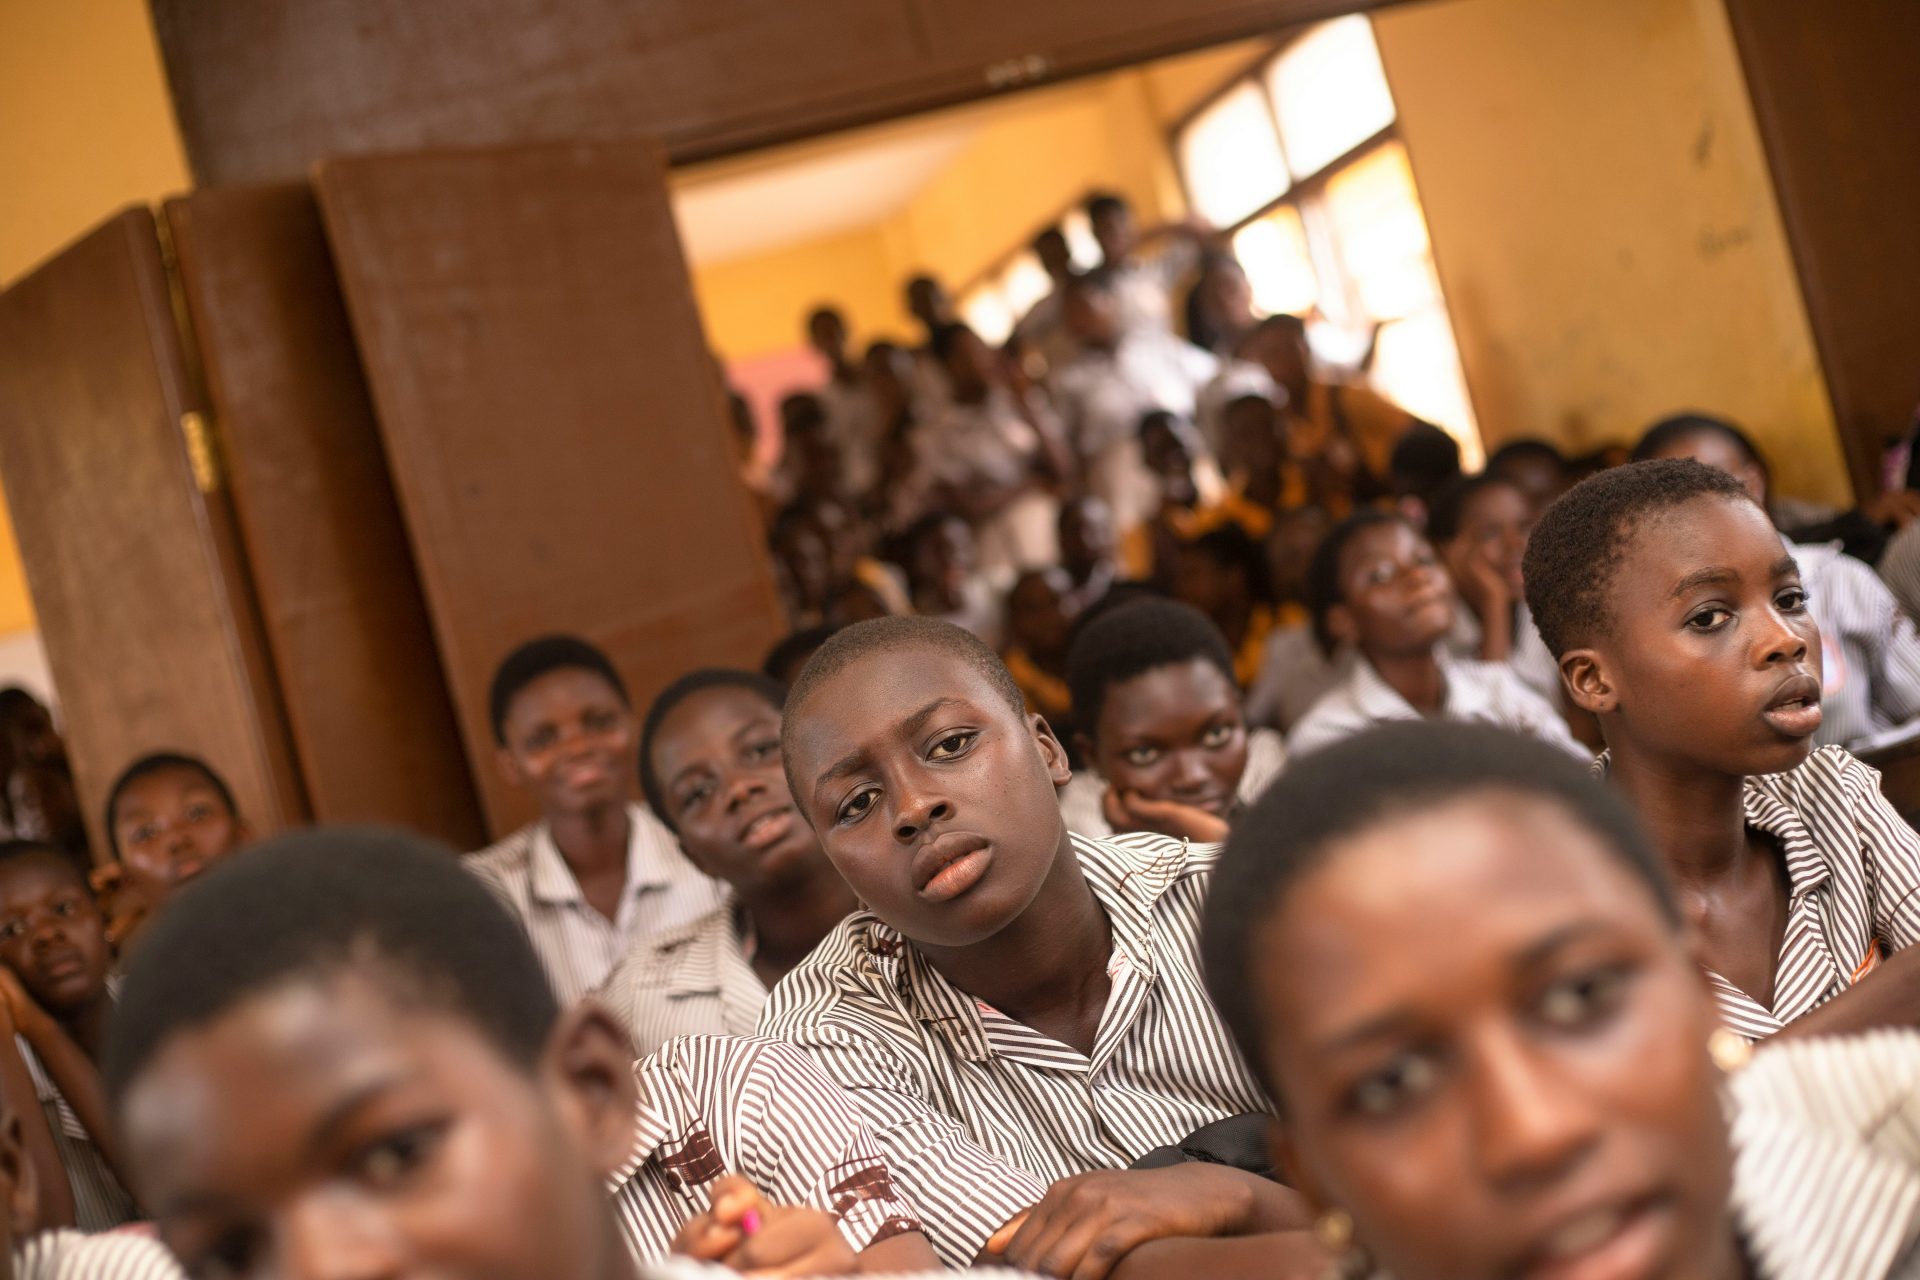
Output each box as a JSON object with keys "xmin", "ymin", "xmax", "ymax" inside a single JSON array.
[
  {"xmin": 1200, "ymin": 720, "xmax": 1920, "ymax": 1280},
  {"xmin": 1169, "ymin": 523, "xmax": 1277, "ymax": 689},
  {"xmin": 1000, "ymin": 568, "xmax": 1080, "ymax": 738},
  {"xmin": 1183, "ymin": 251, "xmax": 1257, "ymax": 357},
  {"xmin": 1057, "ymin": 494, "xmax": 1120, "ymax": 611},
  {"xmin": 1085, "ymin": 191, "xmax": 1206, "ymax": 338},
  {"xmin": 1483, "ymin": 437, "xmax": 1571, "ymax": 518},
  {"xmin": 1290, "ymin": 511, "xmax": 1586, "ymax": 760},
  {"xmin": 1635, "ymin": 413, "xmax": 1920, "ymax": 749},
  {"xmin": 1427, "ymin": 474, "xmax": 1563, "ymax": 707},
  {"xmin": 763, "ymin": 625, "xmax": 839, "ymax": 691},
  {"xmin": 1387, "ymin": 420, "xmax": 1463, "ymax": 531},
  {"xmin": 603, "ymin": 670, "xmax": 860, "ymax": 1054},
  {"xmin": 1131, "ymin": 410, "xmax": 1222, "ymax": 583},
  {"xmin": 93, "ymin": 751, "xmax": 249, "ymax": 947},
  {"xmin": 1050, "ymin": 271, "xmax": 1219, "ymax": 536},
  {"xmin": 0, "ymin": 695, "xmax": 83, "ymax": 872},
  {"xmin": 103, "ymin": 829, "xmax": 936, "ymax": 1278},
  {"xmin": 1244, "ymin": 506, "xmax": 1345, "ymax": 732},
  {"xmin": 805, "ymin": 306, "xmax": 880, "ymax": 501},
  {"xmin": 1059, "ymin": 600, "xmax": 1285, "ymax": 843},
  {"xmin": 0, "ymin": 843, "xmax": 136, "ymax": 1230},
  {"xmin": 765, "ymin": 617, "xmax": 1322, "ymax": 1276},
  {"xmin": 903, "ymin": 512, "xmax": 1002, "ymax": 648},
  {"xmin": 1523, "ymin": 458, "xmax": 1920, "ymax": 1040},
  {"xmin": 468, "ymin": 637, "xmax": 724, "ymax": 1006},
  {"xmin": 903, "ymin": 274, "xmax": 956, "ymax": 413},
  {"xmin": 1010, "ymin": 226, "xmax": 1082, "ymax": 377}
]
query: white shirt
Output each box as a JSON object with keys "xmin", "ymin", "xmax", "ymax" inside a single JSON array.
[
  {"xmin": 465, "ymin": 803, "xmax": 726, "ymax": 1005},
  {"xmin": 1110, "ymin": 242, "xmax": 1199, "ymax": 336},
  {"xmin": 1051, "ymin": 332, "xmax": 1220, "ymax": 533},
  {"xmin": 1059, "ymin": 727, "xmax": 1287, "ymax": 839},
  {"xmin": 1288, "ymin": 649, "xmax": 1589, "ymax": 762},
  {"xmin": 13, "ymin": 1230, "xmax": 184, "ymax": 1280},
  {"xmin": 1792, "ymin": 539, "xmax": 1920, "ymax": 748},
  {"xmin": 598, "ymin": 902, "xmax": 767, "ymax": 1057},
  {"xmin": 1444, "ymin": 599, "xmax": 1564, "ymax": 709},
  {"xmin": 1244, "ymin": 625, "xmax": 1350, "ymax": 733}
]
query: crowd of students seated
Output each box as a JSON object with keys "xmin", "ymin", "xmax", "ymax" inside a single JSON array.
[{"xmin": 8, "ymin": 186, "xmax": 1920, "ymax": 1279}]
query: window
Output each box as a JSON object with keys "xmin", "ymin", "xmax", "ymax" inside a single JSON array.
[{"xmin": 1174, "ymin": 18, "xmax": 1479, "ymax": 459}]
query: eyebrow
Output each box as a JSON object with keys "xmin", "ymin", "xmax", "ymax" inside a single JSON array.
[
  {"xmin": 1669, "ymin": 566, "xmax": 1736, "ymax": 598},
  {"xmin": 304, "ymin": 1072, "xmax": 406, "ymax": 1160},
  {"xmin": 812, "ymin": 697, "xmax": 965, "ymax": 801},
  {"xmin": 1772, "ymin": 553, "xmax": 1801, "ymax": 580}
]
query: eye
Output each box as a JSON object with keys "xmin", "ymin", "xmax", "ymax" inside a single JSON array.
[
  {"xmin": 1201, "ymin": 723, "xmax": 1235, "ymax": 748},
  {"xmin": 0, "ymin": 920, "xmax": 24, "ymax": 941},
  {"xmin": 131, "ymin": 822, "xmax": 160, "ymax": 845},
  {"xmin": 1345, "ymin": 1050, "xmax": 1440, "ymax": 1118},
  {"xmin": 583, "ymin": 710, "xmax": 619, "ymax": 734},
  {"xmin": 746, "ymin": 738, "xmax": 781, "ymax": 763},
  {"xmin": 185, "ymin": 802, "xmax": 214, "ymax": 823},
  {"xmin": 676, "ymin": 780, "xmax": 715, "ymax": 812},
  {"xmin": 836, "ymin": 787, "xmax": 879, "ymax": 826},
  {"xmin": 1536, "ymin": 965, "xmax": 1630, "ymax": 1030},
  {"xmin": 52, "ymin": 899, "xmax": 77, "ymax": 918},
  {"xmin": 1776, "ymin": 586, "xmax": 1808, "ymax": 613},
  {"xmin": 1685, "ymin": 606, "xmax": 1732, "ymax": 632},
  {"xmin": 928, "ymin": 731, "xmax": 977, "ymax": 760},
  {"xmin": 524, "ymin": 727, "xmax": 557, "ymax": 752},
  {"xmin": 353, "ymin": 1121, "xmax": 447, "ymax": 1191},
  {"xmin": 1123, "ymin": 745, "xmax": 1161, "ymax": 767}
]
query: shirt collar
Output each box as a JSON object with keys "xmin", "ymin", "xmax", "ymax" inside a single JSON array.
[
  {"xmin": 1347, "ymin": 649, "xmax": 1484, "ymax": 720},
  {"xmin": 527, "ymin": 804, "xmax": 675, "ymax": 908}
]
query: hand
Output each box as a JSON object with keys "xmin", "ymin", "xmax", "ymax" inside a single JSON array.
[
  {"xmin": 1102, "ymin": 788, "xmax": 1230, "ymax": 844},
  {"xmin": 1863, "ymin": 491, "xmax": 1920, "ymax": 528},
  {"xmin": 89, "ymin": 865, "xmax": 162, "ymax": 949},
  {"xmin": 984, "ymin": 1165, "xmax": 1270, "ymax": 1280},
  {"xmin": 671, "ymin": 1175, "xmax": 857, "ymax": 1278},
  {"xmin": 1443, "ymin": 540, "xmax": 1510, "ymax": 620},
  {"xmin": 0, "ymin": 967, "xmax": 47, "ymax": 1040}
]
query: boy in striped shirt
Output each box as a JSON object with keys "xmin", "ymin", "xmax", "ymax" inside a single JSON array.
[
  {"xmin": 103, "ymin": 828, "xmax": 934, "ymax": 1279},
  {"xmin": 767, "ymin": 616, "xmax": 1325, "ymax": 1277}
]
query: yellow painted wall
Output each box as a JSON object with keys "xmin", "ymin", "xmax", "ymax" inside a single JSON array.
[
  {"xmin": 691, "ymin": 224, "xmax": 911, "ymax": 362},
  {"xmin": 1375, "ymin": 0, "xmax": 1848, "ymax": 504},
  {"xmin": 0, "ymin": 0, "xmax": 193, "ymax": 635}
]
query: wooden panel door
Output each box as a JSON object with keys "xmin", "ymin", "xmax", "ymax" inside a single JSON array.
[
  {"xmin": 0, "ymin": 210, "xmax": 305, "ymax": 853},
  {"xmin": 314, "ymin": 141, "xmax": 785, "ymax": 837},
  {"xmin": 166, "ymin": 186, "xmax": 487, "ymax": 848}
]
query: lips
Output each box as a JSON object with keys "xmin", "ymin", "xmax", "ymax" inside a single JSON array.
[
  {"xmin": 1761, "ymin": 672, "xmax": 1823, "ymax": 738},
  {"xmin": 911, "ymin": 831, "xmax": 992, "ymax": 902},
  {"xmin": 737, "ymin": 806, "xmax": 797, "ymax": 853},
  {"xmin": 36, "ymin": 949, "xmax": 86, "ymax": 983},
  {"xmin": 1518, "ymin": 1195, "xmax": 1668, "ymax": 1280}
]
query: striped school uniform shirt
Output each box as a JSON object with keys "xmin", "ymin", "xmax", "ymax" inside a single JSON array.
[
  {"xmin": 607, "ymin": 1035, "xmax": 922, "ymax": 1263},
  {"xmin": 1057, "ymin": 727, "xmax": 1287, "ymax": 839},
  {"xmin": 20, "ymin": 994, "xmax": 139, "ymax": 1231},
  {"xmin": 1600, "ymin": 746, "xmax": 1920, "ymax": 1041},
  {"xmin": 465, "ymin": 803, "xmax": 725, "ymax": 1006},
  {"xmin": 1793, "ymin": 539, "xmax": 1920, "ymax": 749},
  {"xmin": 596, "ymin": 901, "xmax": 768, "ymax": 1056},
  {"xmin": 758, "ymin": 831, "xmax": 1272, "ymax": 1267},
  {"xmin": 13, "ymin": 1229, "xmax": 185, "ymax": 1280},
  {"xmin": 1730, "ymin": 1029, "xmax": 1920, "ymax": 1278}
]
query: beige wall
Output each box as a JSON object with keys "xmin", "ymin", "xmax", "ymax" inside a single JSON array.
[{"xmin": 1375, "ymin": 0, "xmax": 1848, "ymax": 503}]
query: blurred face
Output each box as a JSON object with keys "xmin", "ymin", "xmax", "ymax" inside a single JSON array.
[
  {"xmin": 907, "ymin": 279, "xmax": 949, "ymax": 330},
  {"xmin": 1639, "ymin": 432, "xmax": 1768, "ymax": 507},
  {"xmin": 496, "ymin": 669, "xmax": 637, "ymax": 819},
  {"xmin": 112, "ymin": 766, "xmax": 247, "ymax": 900},
  {"xmin": 1142, "ymin": 419, "xmax": 1195, "ymax": 483},
  {"xmin": 1059, "ymin": 498, "xmax": 1117, "ymax": 581},
  {"xmin": 1091, "ymin": 207, "xmax": 1132, "ymax": 264},
  {"xmin": 943, "ymin": 331, "xmax": 996, "ymax": 401},
  {"xmin": 1172, "ymin": 547, "xmax": 1251, "ymax": 623},
  {"xmin": 1492, "ymin": 455, "xmax": 1571, "ymax": 520},
  {"xmin": 123, "ymin": 973, "xmax": 636, "ymax": 1280},
  {"xmin": 1008, "ymin": 571, "xmax": 1076, "ymax": 661},
  {"xmin": 1035, "ymin": 232, "xmax": 1073, "ymax": 281},
  {"xmin": 1242, "ymin": 323, "xmax": 1312, "ymax": 395},
  {"xmin": 1222, "ymin": 398, "xmax": 1282, "ymax": 475},
  {"xmin": 912, "ymin": 520, "xmax": 975, "ymax": 597},
  {"xmin": 652, "ymin": 686, "xmax": 823, "ymax": 896},
  {"xmin": 1449, "ymin": 481, "xmax": 1534, "ymax": 597},
  {"xmin": 1090, "ymin": 659, "xmax": 1248, "ymax": 817},
  {"xmin": 1252, "ymin": 793, "xmax": 1735, "ymax": 1280},
  {"xmin": 1568, "ymin": 496, "xmax": 1820, "ymax": 778},
  {"xmin": 1267, "ymin": 510, "xmax": 1332, "ymax": 604},
  {"xmin": 773, "ymin": 519, "xmax": 834, "ymax": 610},
  {"xmin": 807, "ymin": 311, "xmax": 848, "ymax": 360},
  {"xmin": 1328, "ymin": 522, "xmax": 1455, "ymax": 659},
  {"xmin": 1, "ymin": 702, "xmax": 61, "ymax": 769},
  {"xmin": 1201, "ymin": 260, "xmax": 1253, "ymax": 330},
  {"xmin": 0, "ymin": 853, "xmax": 107, "ymax": 1015},
  {"xmin": 785, "ymin": 645, "xmax": 1072, "ymax": 949}
]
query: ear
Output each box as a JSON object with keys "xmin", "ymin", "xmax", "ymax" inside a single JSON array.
[
  {"xmin": 0, "ymin": 1112, "xmax": 37, "ymax": 1240},
  {"xmin": 496, "ymin": 745, "xmax": 526, "ymax": 789},
  {"xmin": 1326, "ymin": 603, "xmax": 1359, "ymax": 650},
  {"xmin": 1029, "ymin": 714, "xmax": 1074, "ymax": 788},
  {"xmin": 540, "ymin": 1002, "xmax": 640, "ymax": 1179},
  {"xmin": 1559, "ymin": 648, "xmax": 1616, "ymax": 716}
]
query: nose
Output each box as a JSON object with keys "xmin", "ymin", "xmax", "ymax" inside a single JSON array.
[
  {"xmin": 28, "ymin": 915, "xmax": 66, "ymax": 951},
  {"xmin": 1167, "ymin": 750, "xmax": 1213, "ymax": 797},
  {"xmin": 722, "ymin": 770, "xmax": 764, "ymax": 814},
  {"xmin": 281, "ymin": 1196, "xmax": 404, "ymax": 1280},
  {"xmin": 893, "ymin": 786, "xmax": 953, "ymax": 843},
  {"xmin": 1754, "ymin": 606, "xmax": 1811, "ymax": 668},
  {"xmin": 1467, "ymin": 1025, "xmax": 1600, "ymax": 1192}
]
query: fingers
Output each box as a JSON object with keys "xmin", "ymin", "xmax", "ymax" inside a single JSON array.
[
  {"xmin": 1118, "ymin": 793, "xmax": 1230, "ymax": 844},
  {"xmin": 985, "ymin": 1209, "xmax": 1033, "ymax": 1257},
  {"xmin": 725, "ymin": 1206, "xmax": 856, "ymax": 1278}
]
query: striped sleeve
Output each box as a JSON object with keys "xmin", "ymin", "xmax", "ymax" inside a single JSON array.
[
  {"xmin": 14, "ymin": 1229, "xmax": 185, "ymax": 1280},
  {"xmin": 1833, "ymin": 753, "xmax": 1920, "ymax": 949}
]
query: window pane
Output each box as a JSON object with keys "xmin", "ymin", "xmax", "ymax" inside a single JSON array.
[
  {"xmin": 1369, "ymin": 308, "xmax": 1482, "ymax": 467},
  {"xmin": 999, "ymin": 253, "xmax": 1053, "ymax": 319},
  {"xmin": 960, "ymin": 287, "xmax": 1015, "ymax": 346},
  {"xmin": 1231, "ymin": 206, "xmax": 1318, "ymax": 317},
  {"xmin": 1061, "ymin": 210, "xmax": 1103, "ymax": 270},
  {"xmin": 1267, "ymin": 16, "xmax": 1396, "ymax": 178},
  {"xmin": 1323, "ymin": 141, "xmax": 1437, "ymax": 321},
  {"xmin": 1178, "ymin": 81, "xmax": 1290, "ymax": 227}
]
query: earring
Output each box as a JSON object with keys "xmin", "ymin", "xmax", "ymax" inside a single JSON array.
[
  {"xmin": 1314, "ymin": 1208, "xmax": 1353, "ymax": 1252},
  {"xmin": 1708, "ymin": 1027, "xmax": 1753, "ymax": 1074}
]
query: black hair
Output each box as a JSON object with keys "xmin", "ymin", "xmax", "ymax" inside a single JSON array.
[
  {"xmin": 1426, "ymin": 472, "xmax": 1525, "ymax": 545},
  {"xmin": 763, "ymin": 625, "xmax": 840, "ymax": 688},
  {"xmin": 639, "ymin": 669, "xmax": 787, "ymax": 833},
  {"xmin": 1305, "ymin": 509, "xmax": 1403, "ymax": 656},
  {"xmin": 928, "ymin": 322, "xmax": 979, "ymax": 365},
  {"xmin": 1065, "ymin": 600, "xmax": 1237, "ymax": 744},
  {"xmin": 1200, "ymin": 720, "xmax": 1679, "ymax": 1098},
  {"xmin": 1631, "ymin": 412, "xmax": 1764, "ymax": 470},
  {"xmin": 1176, "ymin": 523, "xmax": 1275, "ymax": 604},
  {"xmin": 1389, "ymin": 422, "xmax": 1464, "ymax": 502},
  {"xmin": 1031, "ymin": 225, "xmax": 1068, "ymax": 254},
  {"xmin": 104, "ymin": 827, "xmax": 560, "ymax": 1117},
  {"xmin": 1137, "ymin": 408, "xmax": 1179, "ymax": 441},
  {"xmin": 781, "ymin": 618, "xmax": 1027, "ymax": 798},
  {"xmin": 779, "ymin": 392, "xmax": 828, "ymax": 435},
  {"xmin": 103, "ymin": 752, "xmax": 238, "ymax": 858},
  {"xmin": 805, "ymin": 305, "xmax": 845, "ymax": 331},
  {"xmin": 0, "ymin": 839, "xmax": 84, "ymax": 887},
  {"xmin": 487, "ymin": 635, "xmax": 629, "ymax": 745},
  {"xmin": 1084, "ymin": 190, "xmax": 1128, "ymax": 222},
  {"xmin": 1243, "ymin": 313, "xmax": 1308, "ymax": 348},
  {"xmin": 0, "ymin": 688, "xmax": 45, "ymax": 728},
  {"xmin": 904, "ymin": 509, "xmax": 968, "ymax": 556},
  {"xmin": 1062, "ymin": 268, "xmax": 1117, "ymax": 300},
  {"xmin": 1486, "ymin": 438, "xmax": 1567, "ymax": 474},
  {"xmin": 1522, "ymin": 458, "xmax": 1755, "ymax": 658}
]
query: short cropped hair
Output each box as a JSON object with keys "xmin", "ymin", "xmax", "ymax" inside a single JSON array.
[
  {"xmin": 1304, "ymin": 509, "xmax": 1404, "ymax": 656},
  {"xmin": 1066, "ymin": 600, "xmax": 1237, "ymax": 743},
  {"xmin": 1486, "ymin": 438, "xmax": 1567, "ymax": 474},
  {"xmin": 1631, "ymin": 412, "xmax": 1764, "ymax": 469},
  {"xmin": 1389, "ymin": 422, "xmax": 1463, "ymax": 502},
  {"xmin": 763, "ymin": 625, "xmax": 839, "ymax": 687},
  {"xmin": 488, "ymin": 635, "xmax": 628, "ymax": 745},
  {"xmin": 1200, "ymin": 721, "xmax": 1677, "ymax": 1099},
  {"xmin": 1522, "ymin": 458, "xmax": 1754, "ymax": 657},
  {"xmin": 782, "ymin": 618, "xmax": 1026, "ymax": 798},
  {"xmin": 1426, "ymin": 473, "xmax": 1522, "ymax": 545},
  {"xmin": 104, "ymin": 827, "xmax": 558, "ymax": 1114},
  {"xmin": 1177, "ymin": 523, "xmax": 1275, "ymax": 603},
  {"xmin": 103, "ymin": 752, "xmax": 237, "ymax": 858},
  {"xmin": 640, "ymin": 669, "xmax": 786, "ymax": 833},
  {"xmin": 1084, "ymin": 190, "xmax": 1128, "ymax": 222},
  {"xmin": 0, "ymin": 840, "xmax": 83, "ymax": 886}
]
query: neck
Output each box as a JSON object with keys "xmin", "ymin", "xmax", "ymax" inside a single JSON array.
[
  {"xmin": 1606, "ymin": 740, "xmax": 1750, "ymax": 879},
  {"xmin": 60, "ymin": 992, "xmax": 113, "ymax": 1060},
  {"xmin": 915, "ymin": 828, "xmax": 1112, "ymax": 1029},
  {"xmin": 547, "ymin": 802, "xmax": 632, "ymax": 874},
  {"xmin": 739, "ymin": 860, "xmax": 858, "ymax": 973},
  {"xmin": 1369, "ymin": 645, "xmax": 1446, "ymax": 714}
]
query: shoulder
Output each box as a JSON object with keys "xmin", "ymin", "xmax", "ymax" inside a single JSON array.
[
  {"xmin": 1751, "ymin": 744, "xmax": 1882, "ymax": 813},
  {"xmin": 14, "ymin": 1230, "xmax": 186, "ymax": 1280},
  {"xmin": 599, "ymin": 904, "xmax": 733, "ymax": 996},
  {"xmin": 650, "ymin": 1032, "xmax": 842, "ymax": 1097},
  {"xmin": 1075, "ymin": 828, "xmax": 1217, "ymax": 892},
  {"xmin": 759, "ymin": 913, "xmax": 906, "ymax": 1041},
  {"xmin": 463, "ymin": 824, "xmax": 538, "ymax": 882}
]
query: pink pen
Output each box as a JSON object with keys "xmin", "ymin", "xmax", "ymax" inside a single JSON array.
[{"xmin": 740, "ymin": 1208, "xmax": 763, "ymax": 1237}]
